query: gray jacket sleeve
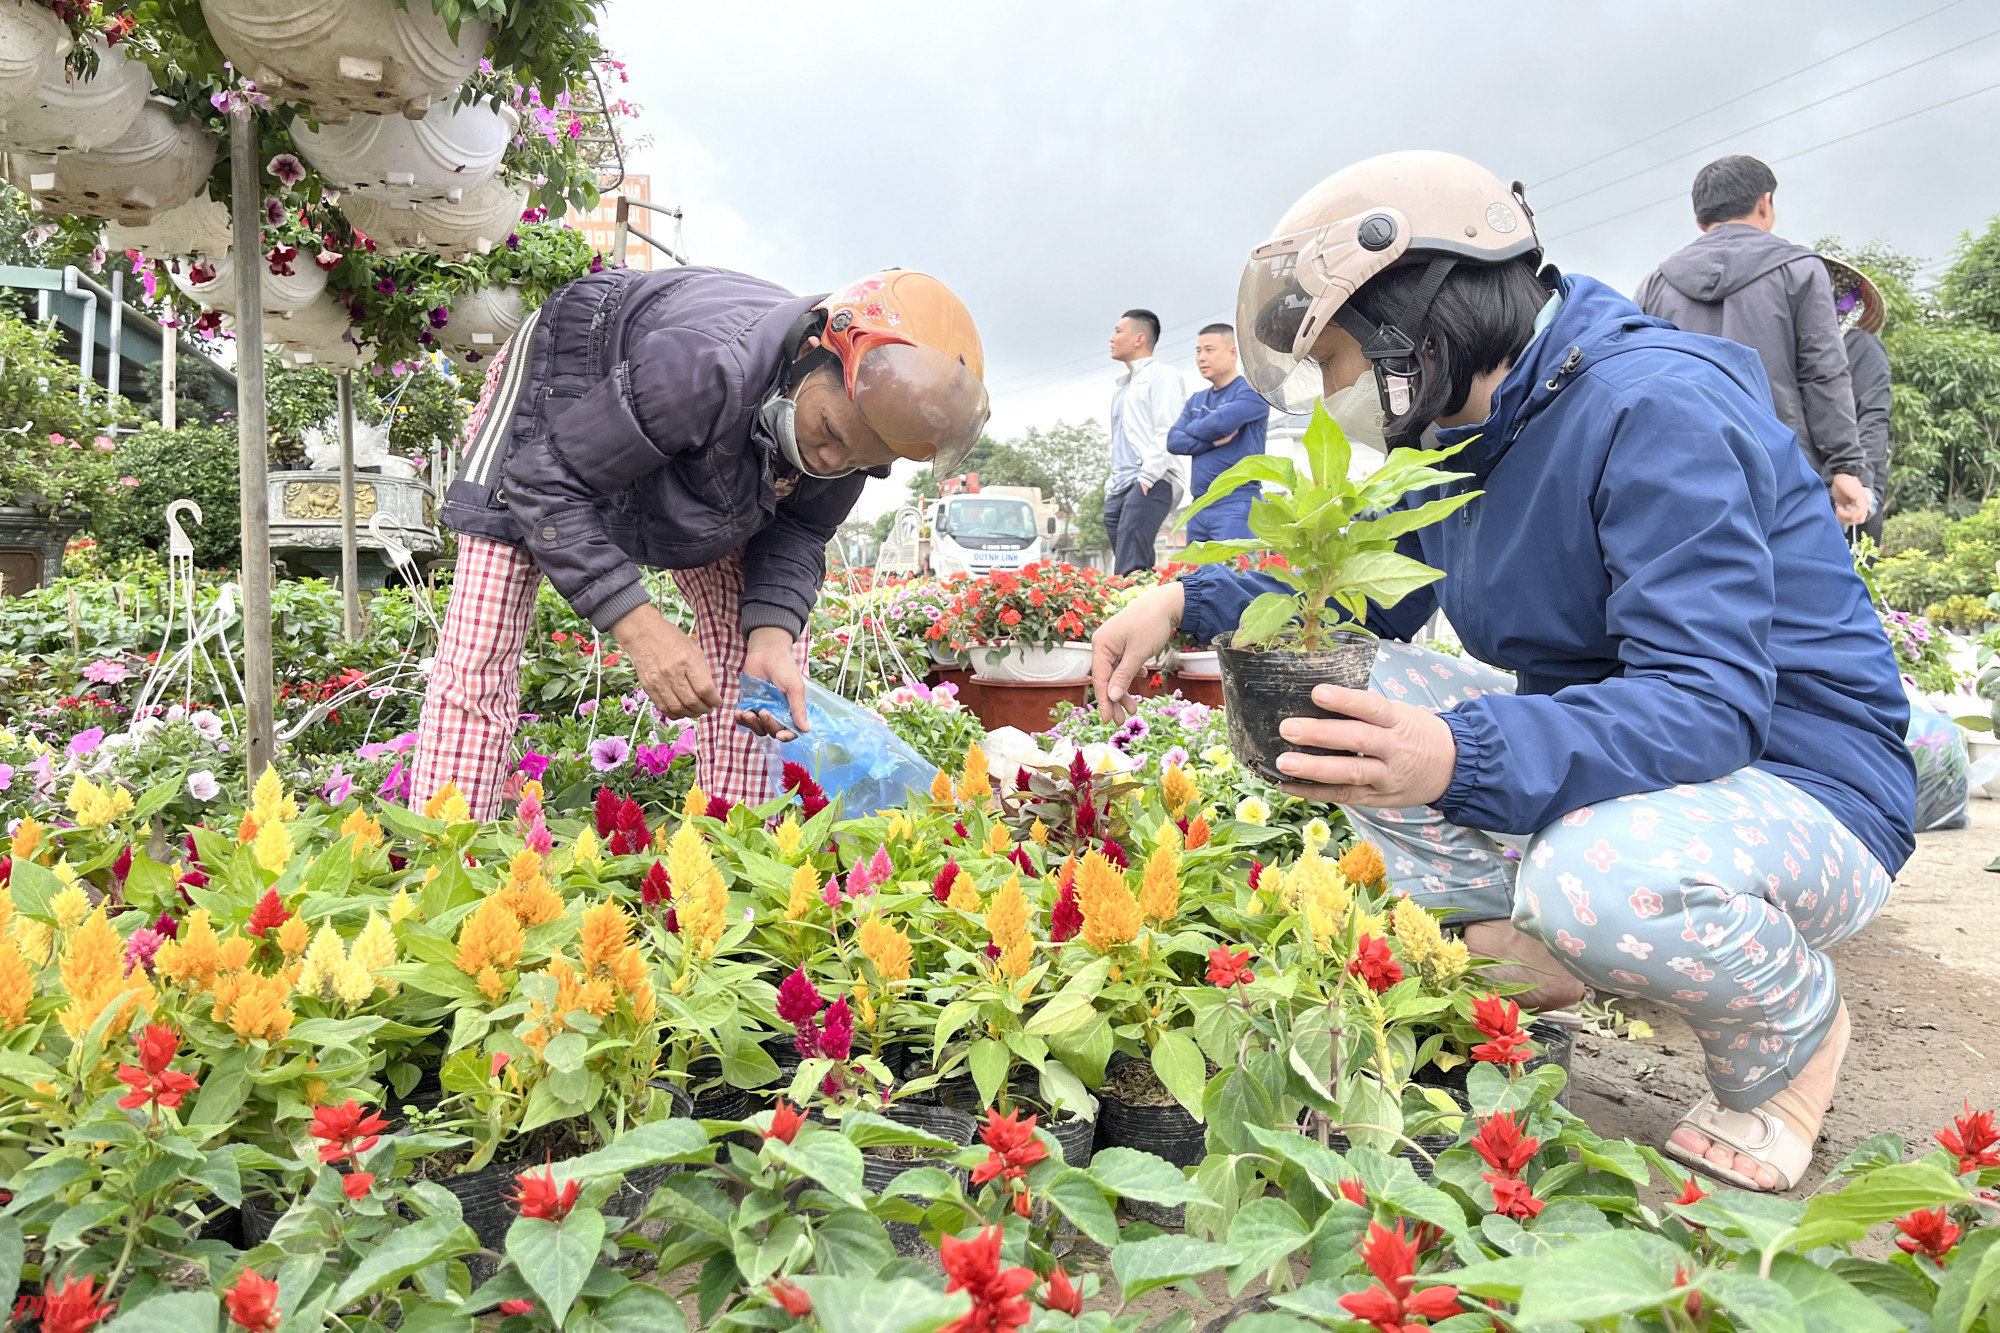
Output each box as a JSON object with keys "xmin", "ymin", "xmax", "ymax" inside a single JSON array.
[
  {"xmin": 739, "ymin": 473, "xmax": 867, "ymax": 640},
  {"xmin": 1844, "ymin": 329, "xmax": 1892, "ymax": 496},
  {"xmin": 1789, "ymin": 260, "xmax": 1863, "ymax": 481}
]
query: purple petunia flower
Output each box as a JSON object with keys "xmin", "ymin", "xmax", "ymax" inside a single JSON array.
[
  {"xmin": 264, "ymin": 197, "xmax": 287, "ymax": 227},
  {"xmin": 67, "ymin": 728, "xmax": 106, "ymax": 758},
  {"xmin": 378, "ymin": 760, "xmax": 410, "ymax": 803},
  {"xmin": 428, "ymin": 306, "xmax": 449, "ymax": 329},
  {"xmin": 0, "ymin": 764, "xmax": 12, "ymax": 792},
  {"xmin": 588, "ymin": 736, "xmax": 630, "ymax": 772},
  {"xmin": 323, "ymin": 766, "xmax": 352, "ymax": 805},
  {"xmin": 516, "ymin": 750, "xmax": 550, "ymax": 780},
  {"xmin": 633, "ymin": 742, "xmax": 674, "ymax": 776},
  {"xmin": 376, "ymin": 277, "xmax": 397, "ymax": 296},
  {"xmin": 265, "ymin": 153, "xmax": 306, "ymax": 186}
]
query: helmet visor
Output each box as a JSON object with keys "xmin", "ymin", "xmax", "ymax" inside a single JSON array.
[
  {"xmin": 1237, "ymin": 240, "xmax": 1327, "ymax": 415},
  {"xmin": 853, "ymin": 340, "xmax": 990, "ymax": 475}
]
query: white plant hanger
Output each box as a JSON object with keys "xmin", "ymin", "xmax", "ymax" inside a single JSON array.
[
  {"xmin": 200, "ymin": 0, "xmax": 493, "ymax": 123},
  {"xmin": 291, "ymin": 99, "xmax": 518, "ymax": 204},
  {"xmin": 0, "ymin": 36, "xmax": 149, "ymax": 153}
]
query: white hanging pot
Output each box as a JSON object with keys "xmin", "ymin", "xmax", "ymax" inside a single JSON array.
[
  {"xmin": 200, "ymin": 0, "xmax": 492, "ymax": 124},
  {"xmin": 167, "ymin": 248, "xmax": 329, "ymax": 318},
  {"xmin": 269, "ymin": 292, "xmax": 371, "ymax": 368},
  {"xmin": 339, "ymin": 177, "xmax": 527, "ymax": 258},
  {"xmin": 291, "ymin": 99, "xmax": 517, "ymax": 204},
  {"xmin": 971, "ymin": 642, "xmax": 1096, "ymax": 683},
  {"xmin": 104, "ymin": 191, "xmax": 234, "ymax": 259},
  {"xmin": 0, "ymin": 2, "xmax": 70, "ymax": 125},
  {"xmin": 7, "ymin": 102, "xmax": 217, "ymax": 225},
  {"xmin": 437, "ymin": 283, "xmax": 524, "ymax": 352},
  {"xmin": 0, "ymin": 37, "xmax": 149, "ymax": 153}
]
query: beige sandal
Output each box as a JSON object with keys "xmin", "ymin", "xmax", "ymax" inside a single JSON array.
[{"xmin": 1662, "ymin": 1095, "xmax": 1814, "ymax": 1192}]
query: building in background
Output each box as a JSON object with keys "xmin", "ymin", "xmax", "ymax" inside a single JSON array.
[{"xmin": 566, "ymin": 174, "xmax": 657, "ymax": 271}]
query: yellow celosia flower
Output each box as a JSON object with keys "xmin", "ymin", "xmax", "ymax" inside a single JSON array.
[
  {"xmin": 157, "ymin": 909, "xmax": 232, "ymax": 991},
  {"xmin": 423, "ymin": 781, "xmax": 470, "ymax": 826},
  {"xmin": 340, "ymin": 807, "xmax": 383, "ymax": 856},
  {"xmin": 237, "ymin": 811, "xmax": 261, "ymax": 844},
  {"xmin": 522, "ymin": 958, "xmax": 587, "ymax": 1055},
  {"xmin": 350, "ymin": 911, "xmax": 397, "ymax": 991},
  {"xmin": 580, "ymin": 901, "xmax": 631, "ymax": 978},
  {"xmin": 773, "ymin": 818, "xmax": 804, "ymax": 859},
  {"xmin": 1139, "ymin": 834, "xmax": 1181, "ymax": 923},
  {"xmin": 667, "ymin": 823, "xmax": 727, "ymax": 959},
  {"xmin": 1030, "ymin": 818, "xmax": 1049, "ymax": 846},
  {"xmin": 1391, "ymin": 895, "xmax": 1467, "ymax": 985},
  {"xmin": 929, "ymin": 769, "xmax": 955, "ymax": 804},
  {"xmin": 857, "ymin": 916, "xmax": 911, "ymax": 984},
  {"xmin": 296, "ymin": 922, "xmax": 350, "ymax": 1001},
  {"xmin": 65, "ymin": 776, "xmax": 133, "ymax": 829},
  {"xmin": 476, "ymin": 965, "xmax": 505, "ymax": 1001},
  {"xmin": 214, "ymin": 970, "xmax": 293, "ymax": 1042},
  {"xmin": 632, "ymin": 977, "xmax": 656, "ymax": 1025},
  {"xmin": 218, "ymin": 935, "xmax": 253, "ymax": 972},
  {"xmin": 1294, "ymin": 847, "xmax": 1353, "ymax": 953},
  {"xmin": 387, "ymin": 889, "xmax": 415, "ymax": 925},
  {"xmin": 1339, "ymin": 841, "xmax": 1388, "ymax": 888},
  {"xmin": 984, "ymin": 822, "xmax": 1012, "ymax": 856},
  {"xmin": 573, "ymin": 827, "xmax": 601, "ymax": 866},
  {"xmin": 251, "ymin": 767, "xmax": 298, "ymax": 826},
  {"xmin": 957, "ymin": 743, "xmax": 992, "ymax": 802},
  {"xmin": 580, "ymin": 975, "xmax": 618, "ymax": 1018},
  {"xmin": 59, "ymin": 906, "xmax": 152, "ymax": 1040},
  {"xmin": 1076, "ymin": 852, "xmax": 1141, "ymax": 952},
  {"xmin": 13, "ymin": 917, "xmax": 51, "ymax": 967},
  {"xmin": 496, "ymin": 850, "xmax": 564, "ymax": 927},
  {"xmin": 50, "ymin": 884, "xmax": 89, "ymax": 932},
  {"xmin": 683, "ymin": 784, "xmax": 709, "ymax": 819},
  {"xmin": 274, "ymin": 913, "xmax": 310, "ymax": 958},
  {"xmin": 456, "ymin": 897, "xmax": 524, "ymax": 985},
  {"xmin": 884, "ymin": 813, "xmax": 913, "ymax": 843},
  {"xmin": 9, "ymin": 817, "xmax": 41, "ymax": 861},
  {"xmin": 946, "ymin": 870, "xmax": 982, "ymax": 914},
  {"xmin": 785, "ymin": 862, "xmax": 820, "ymax": 921},
  {"xmin": 986, "ymin": 875, "xmax": 1032, "ymax": 980},
  {"xmin": 1162, "ymin": 765, "xmax": 1198, "ymax": 818},
  {"xmin": 0, "ymin": 888, "xmax": 15, "ymax": 933},
  {"xmin": 248, "ymin": 814, "xmax": 292, "ymax": 871},
  {"xmin": 0, "ymin": 932, "xmax": 30, "ymax": 1029},
  {"xmin": 332, "ymin": 958, "xmax": 376, "ymax": 1007}
]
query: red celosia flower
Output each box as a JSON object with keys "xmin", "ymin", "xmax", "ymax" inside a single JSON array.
[
  {"xmin": 1895, "ymin": 1207, "xmax": 1961, "ymax": 1260},
  {"xmin": 499, "ymin": 1299, "xmax": 536, "ymax": 1315},
  {"xmin": 245, "ymin": 890, "xmax": 290, "ymax": 937},
  {"xmin": 1469, "ymin": 1111, "xmax": 1538, "ymax": 1176},
  {"xmin": 309, "ymin": 1101, "xmax": 389, "ymax": 1164},
  {"xmin": 1673, "ymin": 1176, "xmax": 1709, "ymax": 1206},
  {"xmin": 972, "ymin": 1107, "xmax": 1049, "ymax": 1189},
  {"xmin": 1049, "ymin": 880, "xmax": 1082, "ymax": 943},
  {"xmin": 640, "ymin": 860, "xmax": 672, "ymax": 909},
  {"xmin": 1470, "ymin": 994, "xmax": 1533, "ymax": 1065},
  {"xmin": 1337, "ymin": 1220, "xmax": 1462, "ymax": 1333},
  {"xmin": 1487, "ymin": 1174, "xmax": 1545, "ymax": 1220},
  {"xmin": 1067, "ymin": 751, "xmax": 1092, "ymax": 790},
  {"xmin": 704, "ymin": 794, "xmax": 733, "ymax": 821},
  {"xmin": 1040, "ymin": 1265, "xmax": 1082, "ymax": 1317},
  {"xmin": 766, "ymin": 1099, "xmax": 805, "ymax": 1145},
  {"xmin": 933, "ymin": 859, "xmax": 961, "ymax": 904},
  {"xmin": 1338, "ymin": 1177, "xmax": 1367, "ymax": 1207},
  {"xmin": 1098, "ymin": 837, "xmax": 1129, "ymax": 868},
  {"xmin": 225, "ymin": 1268, "xmax": 281, "ymax": 1331},
  {"xmin": 512, "ymin": 1167, "xmax": 580, "ymax": 1222},
  {"xmin": 776, "ymin": 968, "xmax": 825, "ymax": 1027},
  {"xmin": 1936, "ymin": 1102, "xmax": 2000, "ymax": 1176},
  {"xmin": 1206, "ymin": 946, "xmax": 1255, "ymax": 988},
  {"xmin": 110, "ymin": 844, "xmax": 132, "ymax": 885},
  {"xmin": 1074, "ymin": 795, "xmax": 1098, "ymax": 840},
  {"xmin": 768, "ymin": 1279, "xmax": 813, "ymax": 1318},
  {"xmin": 939, "ymin": 1227, "xmax": 1037, "ymax": 1333},
  {"xmin": 818, "ymin": 997, "xmax": 854, "ymax": 1063},
  {"xmin": 782, "ymin": 762, "xmax": 829, "ymax": 819},
  {"xmin": 1348, "ymin": 934, "xmax": 1403, "ymax": 993},
  {"xmin": 41, "ymin": 1273, "xmax": 113, "ymax": 1333},
  {"xmin": 1015, "ymin": 766, "xmax": 1033, "ymax": 793},
  {"xmin": 342, "ymin": 1173, "xmax": 374, "ymax": 1200}
]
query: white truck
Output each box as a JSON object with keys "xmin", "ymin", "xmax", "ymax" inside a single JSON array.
[{"xmin": 874, "ymin": 483, "xmax": 1059, "ymax": 579}]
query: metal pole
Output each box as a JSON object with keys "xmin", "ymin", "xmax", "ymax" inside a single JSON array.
[
  {"xmin": 106, "ymin": 268, "xmax": 123, "ymax": 403},
  {"xmin": 338, "ymin": 370, "xmax": 360, "ymax": 641},
  {"xmin": 612, "ymin": 195, "xmax": 628, "ymax": 268},
  {"xmin": 231, "ymin": 121, "xmax": 275, "ymax": 778},
  {"xmin": 160, "ymin": 321, "xmax": 177, "ymax": 429}
]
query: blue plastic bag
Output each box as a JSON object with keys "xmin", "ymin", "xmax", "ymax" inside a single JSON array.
[{"xmin": 737, "ymin": 675, "xmax": 941, "ymax": 815}]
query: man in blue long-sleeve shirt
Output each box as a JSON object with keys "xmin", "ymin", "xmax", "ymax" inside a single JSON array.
[{"xmin": 1168, "ymin": 324, "xmax": 1269, "ymax": 542}]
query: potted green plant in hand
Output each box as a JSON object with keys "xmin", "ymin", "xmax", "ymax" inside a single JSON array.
[{"xmin": 1174, "ymin": 398, "xmax": 1481, "ymax": 778}]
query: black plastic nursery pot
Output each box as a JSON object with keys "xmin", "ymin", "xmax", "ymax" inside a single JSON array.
[
  {"xmin": 1094, "ymin": 1055, "xmax": 1206, "ymax": 1229},
  {"xmin": 1216, "ymin": 627, "xmax": 1377, "ymax": 783},
  {"xmin": 1412, "ymin": 1019, "xmax": 1577, "ymax": 1109},
  {"xmin": 793, "ymin": 1102, "xmax": 977, "ymax": 1263}
]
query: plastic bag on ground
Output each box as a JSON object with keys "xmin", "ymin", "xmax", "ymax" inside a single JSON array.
[
  {"xmin": 737, "ymin": 675, "xmax": 941, "ymax": 816},
  {"xmin": 1905, "ymin": 694, "xmax": 1971, "ymax": 832}
]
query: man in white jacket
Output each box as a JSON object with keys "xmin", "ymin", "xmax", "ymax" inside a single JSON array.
[{"xmin": 1104, "ymin": 309, "xmax": 1190, "ymax": 574}]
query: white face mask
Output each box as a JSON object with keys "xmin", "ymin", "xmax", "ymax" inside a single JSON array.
[
  {"xmin": 760, "ymin": 384, "xmax": 857, "ymax": 480},
  {"xmin": 1324, "ymin": 374, "xmax": 1387, "ymax": 451}
]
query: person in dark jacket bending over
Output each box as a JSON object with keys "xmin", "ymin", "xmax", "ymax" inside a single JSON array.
[
  {"xmin": 415, "ymin": 268, "xmax": 988, "ymax": 815},
  {"xmin": 1637, "ymin": 155, "xmax": 1871, "ymax": 529},
  {"xmin": 1823, "ymin": 257, "xmax": 1891, "ymax": 542},
  {"xmin": 1167, "ymin": 324, "xmax": 1269, "ymax": 541},
  {"xmin": 1091, "ymin": 152, "xmax": 1915, "ymax": 1193}
]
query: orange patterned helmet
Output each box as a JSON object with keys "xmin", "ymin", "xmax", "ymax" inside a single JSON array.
[{"xmin": 813, "ymin": 270, "xmax": 989, "ymax": 474}]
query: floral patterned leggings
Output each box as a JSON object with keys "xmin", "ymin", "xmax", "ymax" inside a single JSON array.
[{"xmin": 1345, "ymin": 641, "xmax": 1894, "ymax": 1111}]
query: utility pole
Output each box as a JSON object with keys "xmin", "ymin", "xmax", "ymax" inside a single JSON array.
[
  {"xmin": 338, "ymin": 370, "xmax": 361, "ymax": 641},
  {"xmin": 231, "ymin": 121, "xmax": 274, "ymax": 778}
]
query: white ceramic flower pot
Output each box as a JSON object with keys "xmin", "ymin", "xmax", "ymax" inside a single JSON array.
[
  {"xmin": 339, "ymin": 177, "xmax": 527, "ymax": 257},
  {"xmin": 291, "ymin": 99, "xmax": 517, "ymax": 204},
  {"xmin": 0, "ymin": 2, "xmax": 70, "ymax": 124},
  {"xmin": 105, "ymin": 191, "xmax": 234, "ymax": 259},
  {"xmin": 1174, "ymin": 649, "xmax": 1220, "ymax": 680},
  {"xmin": 8, "ymin": 102, "xmax": 217, "ymax": 225},
  {"xmin": 972, "ymin": 641, "xmax": 1094, "ymax": 683},
  {"xmin": 200, "ymin": 0, "xmax": 492, "ymax": 123},
  {"xmin": 168, "ymin": 249, "xmax": 329, "ymax": 318},
  {"xmin": 437, "ymin": 283, "xmax": 525, "ymax": 352},
  {"xmin": 0, "ymin": 37, "xmax": 150, "ymax": 153}
]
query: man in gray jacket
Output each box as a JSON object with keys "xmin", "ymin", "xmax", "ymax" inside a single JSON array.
[{"xmin": 1637, "ymin": 156, "xmax": 1871, "ymax": 527}]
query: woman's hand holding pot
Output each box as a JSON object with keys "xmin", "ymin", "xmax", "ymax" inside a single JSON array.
[
  {"xmin": 613, "ymin": 604, "xmax": 724, "ymax": 720},
  {"xmin": 1274, "ymin": 685, "xmax": 1457, "ymax": 809},
  {"xmin": 1091, "ymin": 583, "xmax": 1185, "ymax": 722}
]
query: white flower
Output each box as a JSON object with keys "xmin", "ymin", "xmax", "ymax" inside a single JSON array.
[
  {"xmin": 189, "ymin": 710, "xmax": 224, "ymax": 741},
  {"xmin": 187, "ymin": 770, "xmax": 220, "ymax": 801},
  {"xmin": 165, "ymin": 704, "xmax": 186, "ymax": 724},
  {"xmin": 1202, "ymin": 744, "xmax": 1233, "ymax": 776},
  {"xmin": 1234, "ymin": 796, "xmax": 1270, "ymax": 827},
  {"xmin": 1303, "ymin": 818, "xmax": 1332, "ymax": 851}
]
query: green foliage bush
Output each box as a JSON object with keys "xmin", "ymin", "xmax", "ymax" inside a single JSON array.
[
  {"xmin": 1925, "ymin": 593, "xmax": 1999, "ymax": 631},
  {"xmin": 1872, "ymin": 496, "xmax": 2000, "ymax": 610},
  {"xmin": 1881, "ymin": 507, "xmax": 1950, "ymax": 557},
  {"xmin": 89, "ymin": 425, "xmax": 242, "ymax": 568},
  {"xmin": 0, "ymin": 317, "xmax": 144, "ymax": 514}
]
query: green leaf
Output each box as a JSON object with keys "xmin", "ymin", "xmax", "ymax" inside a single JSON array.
[
  {"xmin": 1343, "ymin": 490, "xmax": 1482, "ymax": 545},
  {"xmin": 330, "ymin": 1212, "xmax": 478, "ymax": 1308},
  {"xmin": 100, "ymin": 1291, "xmax": 220, "ymax": 1333},
  {"xmin": 1333, "ymin": 548, "xmax": 1449, "ymax": 611},
  {"xmin": 1231, "ymin": 593, "xmax": 1301, "ymax": 648},
  {"xmin": 0, "ymin": 1215, "xmax": 21, "ymax": 1312},
  {"xmin": 970, "ymin": 1038, "xmax": 1011, "ymax": 1110},
  {"xmin": 1024, "ymin": 956, "xmax": 1111, "ymax": 1036},
  {"xmin": 1178, "ymin": 455, "xmax": 1298, "ymax": 527},
  {"xmin": 1767, "ymin": 1253, "xmax": 1908, "ymax": 1333},
  {"xmin": 767, "ymin": 1134, "xmax": 868, "ymax": 1209},
  {"xmin": 1936, "ymin": 1229, "xmax": 2000, "ymax": 1333},
  {"xmin": 588, "ymin": 1281, "xmax": 690, "ymax": 1333},
  {"xmin": 838, "ymin": 1111, "xmax": 963, "ymax": 1153},
  {"xmin": 1515, "ymin": 1231, "xmax": 1686, "ymax": 1325},
  {"xmin": 793, "ymin": 1277, "xmax": 968, "ymax": 1333},
  {"xmin": 1150, "ymin": 1030, "xmax": 1207, "ymax": 1119},
  {"xmin": 1088, "ymin": 1147, "xmax": 1214, "ymax": 1207},
  {"xmin": 812, "ymin": 1207, "xmax": 897, "ymax": 1277},
  {"xmin": 1707, "ymin": 1271, "xmax": 1809, "ymax": 1333},
  {"xmin": 1300, "ymin": 400, "xmax": 1353, "ymax": 493},
  {"xmin": 1778, "ymin": 1162, "xmax": 1971, "ymax": 1255},
  {"xmin": 1111, "ymin": 1235, "xmax": 1241, "ymax": 1302},
  {"xmin": 1337, "ymin": 1075, "xmax": 1402, "ymax": 1155},
  {"xmin": 506, "ymin": 1208, "xmax": 606, "ymax": 1326},
  {"xmin": 1224, "ymin": 1197, "xmax": 1312, "ymax": 1296},
  {"xmin": 48, "ymin": 1198, "xmax": 122, "ymax": 1250},
  {"xmin": 552, "ymin": 1118, "xmax": 712, "ymax": 1181},
  {"xmin": 1047, "ymin": 1168, "xmax": 1119, "ymax": 1246}
]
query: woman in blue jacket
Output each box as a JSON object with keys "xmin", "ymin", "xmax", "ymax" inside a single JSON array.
[{"xmin": 1091, "ymin": 152, "xmax": 1916, "ymax": 1192}]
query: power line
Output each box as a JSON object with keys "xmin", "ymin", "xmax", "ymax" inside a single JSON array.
[
  {"xmin": 1528, "ymin": 0, "xmax": 1972, "ymax": 190},
  {"xmin": 985, "ymin": 308, "xmax": 1231, "ymax": 390},
  {"xmin": 1543, "ymin": 77, "xmax": 2000, "ymax": 242},
  {"xmin": 1537, "ymin": 21, "xmax": 2000, "ymax": 213}
]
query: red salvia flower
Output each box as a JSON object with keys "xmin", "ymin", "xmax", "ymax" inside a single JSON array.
[
  {"xmin": 1469, "ymin": 1111, "xmax": 1539, "ymax": 1176},
  {"xmin": 1470, "ymin": 994, "xmax": 1534, "ymax": 1065},
  {"xmin": 1337, "ymin": 1220, "xmax": 1462, "ymax": 1333},
  {"xmin": 1894, "ymin": 1207, "xmax": 1961, "ymax": 1261},
  {"xmin": 41, "ymin": 1273, "xmax": 114, "ymax": 1333},
  {"xmin": 765, "ymin": 1099, "xmax": 805, "ymax": 1145},
  {"xmin": 499, "ymin": 1299, "xmax": 536, "ymax": 1315},
  {"xmin": 309, "ymin": 1101, "xmax": 389, "ymax": 1164},
  {"xmin": 115, "ymin": 1023, "xmax": 199, "ymax": 1111},
  {"xmin": 1936, "ymin": 1102, "xmax": 2000, "ymax": 1176},
  {"xmin": 342, "ymin": 1173, "xmax": 375, "ymax": 1200},
  {"xmin": 1673, "ymin": 1176, "xmax": 1709, "ymax": 1206},
  {"xmin": 225, "ymin": 1268, "xmax": 281, "ymax": 1331},
  {"xmin": 768, "ymin": 1279, "xmax": 813, "ymax": 1318},
  {"xmin": 1348, "ymin": 934, "xmax": 1403, "ymax": 993},
  {"xmin": 939, "ymin": 1227, "xmax": 1037, "ymax": 1333},
  {"xmin": 1486, "ymin": 1174, "xmax": 1545, "ymax": 1220},
  {"xmin": 972, "ymin": 1107, "xmax": 1048, "ymax": 1188},
  {"xmin": 1206, "ymin": 946, "xmax": 1255, "ymax": 988},
  {"xmin": 245, "ymin": 890, "xmax": 290, "ymax": 937},
  {"xmin": 1040, "ymin": 1265, "xmax": 1083, "ymax": 1317},
  {"xmin": 1338, "ymin": 1177, "xmax": 1367, "ymax": 1207},
  {"xmin": 512, "ymin": 1167, "xmax": 580, "ymax": 1222}
]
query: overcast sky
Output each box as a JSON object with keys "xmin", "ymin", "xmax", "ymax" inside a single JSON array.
[{"xmin": 598, "ymin": 0, "xmax": 2000, "ymax": 519}]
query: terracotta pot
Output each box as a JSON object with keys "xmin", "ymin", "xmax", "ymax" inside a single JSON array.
[
  {"xmin": 967, "ymin": 677, "xmax": 1090, "ymax": 734},
  {"xmin": 1164, "ymin": 672, "xmax": 1224, "ymax": 708},
  {"xmin": 291, "ymin": 100, "xmax": 517, "ymax": 203},
  {"xmin": 0, "ymin": 36, "xmax": 148, "ymax": 153},
  {"xmin": 8, "ymin": 102, "xmax": 216, "ymax": 225},
  {"xmin": 0, "ymin": 2, "xmax": 70, "ymax": 125},
  {"xmin": 200, "ymin": 0, "xmax": 492, "ymax": 123}
]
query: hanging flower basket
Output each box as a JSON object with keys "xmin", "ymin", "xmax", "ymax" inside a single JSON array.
[
  {"xmin": 168, "ymin": 249, "xmax": 328, "ymax": 319},
  {"xmin": 6, "ymin": 102, "xmax": 216, "ymax": 225},
  {"xmin": 199, "ymin": 0, "xmax": 493, "ymax": 123},
  {"xmin": 105, "ymin": 191, "xmax": 233, "ymax": 260},
  {"xmin": 971, "ymin": 641, "xmax": 1096, "ymax": 683},
  {"xmin": 0, "ymin": 36, "xmax": 148, "ymax": 153},
  {"xmin": 339, "ymin": 178, "xmax": 529, "ymax": 258},
  {"xmin": 0, "ymin": 1, "xmax": 69, "ymax": 125},
  {"xmin": 437, "ymin": 283, "xmax": 525, "ymax": 352},
  {"xmin": 290, "ymin": 99, "xmax": 518, "ymax": 203},
  {"xmin": 268, "ymin": 293, "xmax": 372, "ymax": 369}
]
